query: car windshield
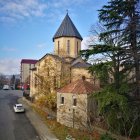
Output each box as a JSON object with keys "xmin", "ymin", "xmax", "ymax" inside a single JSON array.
[{"xmin": 17, "ymin": 106, "xmax": 23, "ymax": 109}]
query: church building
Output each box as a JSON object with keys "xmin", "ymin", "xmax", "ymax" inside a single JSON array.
[
  {"xmin": 30, "ymin": 13, "xmax": 99, "ymax": 99},
  {"xmin": 53, "ymin": 13, "xmax": 82, "ymax": 58}
]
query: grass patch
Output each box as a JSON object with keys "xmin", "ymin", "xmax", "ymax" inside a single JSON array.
[{"xmin": 32, "ymin": 104, "xmax": 102, "ymax": 140}]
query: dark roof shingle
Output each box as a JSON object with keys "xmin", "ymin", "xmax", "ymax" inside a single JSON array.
[
  {"xmin": 53, "ymin": 14, "xmax": 83, "ymax": 41},
  {"xmin": 71, "ymin": 62, "xmax": 91, "ymax": 68}
]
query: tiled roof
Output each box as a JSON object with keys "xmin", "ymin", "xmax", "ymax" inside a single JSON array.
[
  {"xmin": 58, "ymin": 78, "xmax": 100, "ymax": 94},
  {"xmin": 53, "ymin": 14, "xmax": 83, "ymax": 41},
  {"xmin": 71, "ymin": 62, "xmax": 91, "ymax": 68},
  {"xmin": 21, "ymin": 59, "xmax": 38, "ymax": 64}
]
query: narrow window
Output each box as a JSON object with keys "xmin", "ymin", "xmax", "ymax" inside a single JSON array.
[
  {"xmin": 54, "ymin": 76, "xmax": 56, "ymax": 88},
  {"xmin": 47, "ymin": 67, "xmax": 49, "ymax": 76},
  {"xmin": 35, "ymin": 77, "xmax": 37, "ymax": 88},
  {"xmin": 39, "ymin": 76, "xmax": 43, "ymax": 89},
  {"xmin": 67, "ymin": 40, "xmax": 70, "ymax": 54},
  {"xmin": 60, "ymin": 96, "xmax": 64, "ymax": 104},
  {"xmin": 73, "ymin": 98, "xmax": 77, "ymax": 106},
  {"xmin": 58, "ymin": 41, "xmax": 60, "ymax": 55},
  {"xmin": 77, "ymin": 41, "xmax": 79, "ymax": 55}
]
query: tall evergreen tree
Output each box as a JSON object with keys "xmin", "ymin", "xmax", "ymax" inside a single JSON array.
[
  {"xmin": 98, "ymin": 0, "xmax": 140, "ymax": 96},
  {"xmin": 80, "ymin": 1, "xmax": 140, "ymax": 137},
  {"xmin": 81, "ymin": 23, "xmax": 129, "ymax": 94}
]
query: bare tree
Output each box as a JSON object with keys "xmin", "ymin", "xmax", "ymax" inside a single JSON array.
[
  {"xmin": 0, "ymin": 74, "xmax": 7, "ymax": 89},
  {"xmin": 33, "ymin": 55, "xmax": 70, "ymax": 111}
]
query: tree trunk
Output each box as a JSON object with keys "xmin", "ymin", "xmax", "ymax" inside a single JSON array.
[{"xmin": 129, "ymin": 1, "xmax": 140, "ymax": 96}]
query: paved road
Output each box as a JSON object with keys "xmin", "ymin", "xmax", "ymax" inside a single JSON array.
[{"xmin": 0, "ymin": 90, "xmax": 40, "ymax": 140}]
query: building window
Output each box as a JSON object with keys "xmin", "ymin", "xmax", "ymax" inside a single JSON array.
[
  {"xmin": 47, "ymin": 67, "xmax": 49, "ymax": 76},
  {"xmin": 58, "ymin": 41, "xmax": 60, "ymax": 54},
  {"xmin": 73, "ymin": 98, "xmax": 77, "ymax": 106},
  {"xmin": 67, "ymin": 40, "xmax": 70, "ymax": 54},
  {"xmin": 77, "ymin": 41, "xmax": 79, "ymax": 55},
  {"xmin": 38, "ymin": 76, "xmax": 43, "ymax": 88},
  {"xmin": 35, "ymin": 77, "xmax": 37, "ymax": 88},
  {"xmin": 60, "ymin": 96, "xmax": 64, "ymax": 104},
  {"xmin": 53, "ymin": 76, "xmax": 56, "ymax": 88}
]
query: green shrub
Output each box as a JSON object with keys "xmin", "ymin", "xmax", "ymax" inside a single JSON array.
[{"xmin": 100, "ymin": 133, "xmax": 115, "ymax": 140}]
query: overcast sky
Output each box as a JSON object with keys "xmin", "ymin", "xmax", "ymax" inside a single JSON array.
[{"xmin": 0, "ymin": 0, "xmax": 107, "ymax": 75}]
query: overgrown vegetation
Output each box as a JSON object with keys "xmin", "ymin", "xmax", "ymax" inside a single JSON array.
[
  {"xmin": 33, "ymin": 56, "xmax": 70, "ymax": 111},
  {"xmin": 100, "ymin": 133, "xmax": 115, "ymax": 140},
  {"xmin": 81, "ymin": 0, "xmax": 140, "ymax": 139},
  {"xmin": 32, "ymin": 103, "xmax": 115, "ymax": 140},
  {"xmin": 35, "ymin": 93, "xmax": 56, "ymax": 111}
]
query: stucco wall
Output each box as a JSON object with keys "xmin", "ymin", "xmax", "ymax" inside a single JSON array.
[{"xmin": 21, "ymin": 63, "xmax": 35, "ymax": 84}]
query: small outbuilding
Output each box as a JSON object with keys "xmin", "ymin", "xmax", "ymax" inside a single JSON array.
[{"xmin": 57, "ymin": 76, "xmax": 100, "ymax": 129}]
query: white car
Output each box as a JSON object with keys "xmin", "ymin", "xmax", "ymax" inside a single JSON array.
[
  {"xmin": 13, "ymin": 104, "xmax": 25, "ymax": 113},
  {"xmin": 3, "ymin": 85, "xmax": 9, "ymax": 90}
]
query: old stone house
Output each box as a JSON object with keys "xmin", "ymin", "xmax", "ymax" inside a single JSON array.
[
  {"xmin": 30, "ymin": 13, "xmax": 99, "ymax": 99},
  {"xmin": 57, "ymin": 77, "xmax": 100, "ymax": 129}
]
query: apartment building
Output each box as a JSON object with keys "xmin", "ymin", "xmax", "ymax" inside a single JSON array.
[{"xmin": 21, "ymin": 59, "xmax": 38, "ymax": 86}]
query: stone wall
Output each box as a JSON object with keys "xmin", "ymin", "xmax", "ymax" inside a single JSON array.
[
  {"xmin": 54, "ymin": 37, "xmax": 81, "ymax": 58},
  {"xmin": 57, "ymin": 92, "xmax": 88, "ymax": 129}
]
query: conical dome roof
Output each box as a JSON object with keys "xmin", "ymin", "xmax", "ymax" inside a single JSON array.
[{"xmin": 53, "ymin": 14, "xmax": 83, "ymax": 41}]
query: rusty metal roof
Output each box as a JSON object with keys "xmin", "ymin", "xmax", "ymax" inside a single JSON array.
[{"xmin": 58, "ymin": 78, "xmax": 100, "ymax": 94}]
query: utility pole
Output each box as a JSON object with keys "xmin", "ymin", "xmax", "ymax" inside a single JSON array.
[{"xmin": 72, "ymin": 108, "xmax": 75, "ymax": 128}]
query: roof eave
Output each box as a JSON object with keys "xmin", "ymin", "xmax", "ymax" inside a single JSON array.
[{"xmin": 53, "ymin": 36, "xmax": 83, "ymax": 42}]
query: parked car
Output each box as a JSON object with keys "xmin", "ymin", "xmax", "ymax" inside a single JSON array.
[
  {"xmin": 3, "ymin": 85, "xmax": 9, "ymax": 90},
  {"xmin": 13, "ymin": 104, "xmax": 25, "ymax": 113},
  {"xmin": 10, "ymin": 85, "xmax": 14, "ymax": 90}
]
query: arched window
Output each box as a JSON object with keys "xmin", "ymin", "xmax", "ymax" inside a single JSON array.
[
  {"xmin": 67, "ymin": 40, "xmax": 70, "ymax": 54},
  {"xmin": 35, "ymin": 77, "xmax": 37, "ymax": 88},
  {"xmin": 72, "ymin": 95, "xmax": 77, "ymax": 106},
  {"xmin": 60, "ymin": 94, "xmax": 64, "ymax": 104},
  {"xmin": 47, "ymin": 67, "xmax": 49, "ymax": 76},
  {"xmin": 77, "ymin": 41, "xmax": 79, "ymax": 55},
  {"xmin": 53, "ymin": 76, "xmax": 56, "ymax": 88},
  {"xmin": 58, "ymin": 41, "xmax": 60, "ymax": 55}
]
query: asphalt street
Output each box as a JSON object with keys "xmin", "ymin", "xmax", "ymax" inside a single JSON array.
[{"xmin": 0, "ymin": 89, "xmax": 40, "ymax": 140}]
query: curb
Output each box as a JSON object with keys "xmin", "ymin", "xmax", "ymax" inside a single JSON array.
[{"xmin": 18, "ymin": 97, "xmax": 59, "ymax": 140}]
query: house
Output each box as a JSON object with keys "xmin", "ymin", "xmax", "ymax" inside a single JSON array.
[
  {"xmin": 30, "ymin": 13, "xmax": 99, "ymax": 99},
  {"xmin": 57, "ymin": 76, "xmax": 100, "ymax": 129}
]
